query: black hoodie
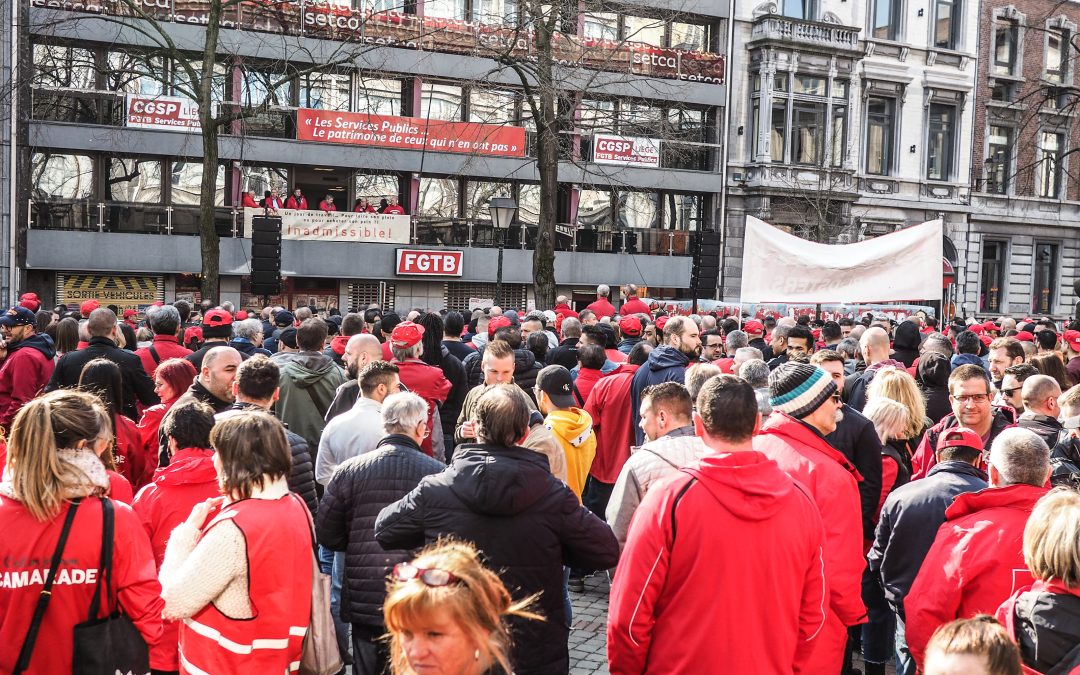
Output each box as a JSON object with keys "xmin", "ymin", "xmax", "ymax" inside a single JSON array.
[
  {"xmin": 375, "ymin": 444, "xmax": 619, "ymax": 675},
  {"xmin": 917, "ymin": 352, "xmax": 952, "ymax": 424},
  {"xmin": 892, "ymin": 320, "xmax": 922, "ymax": 367}
]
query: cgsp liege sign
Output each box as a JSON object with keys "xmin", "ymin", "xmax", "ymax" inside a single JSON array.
[
  {"xmin": 396, "ymin": 249, "xmax": 464, "ymax": 277},
  {"xmin": 592, "ymin": 134, "xmax": 661, "ymax": 167},
  {"xmin": 126, "ymin": 94, "xmax": 201, "ymax": 132}
]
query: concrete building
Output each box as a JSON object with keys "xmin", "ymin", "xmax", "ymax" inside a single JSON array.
[
  {"xmin": 20, "ymin": 0, "xmax": 728, "ymax": 312},
  {"xmin": 722, "ymin": 0, "xmax": 977, "ymax": 314}
]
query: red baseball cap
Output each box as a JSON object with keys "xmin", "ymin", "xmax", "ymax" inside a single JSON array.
[
  {"xmin": 982, "ymin": 320, "xmax": 1000, "ymax": 331},
  {"xmin": 123, "ymin": 309, "xmax": 137, "ymax": 319},
  {"xmin": 203, "ymin": 308, "xmax": 233, "ymax": 327},
  {"xmin": 656, "ymin": 315, "xmax": 670, "ymax": 332},
  {"xmin": 236, "ymin": 310, "xmax": 249, "ymax": 320},
  {"xmin": 18, "ymin": 292, "xmax": 40, "ymax": 312},
  {"xmin": 80, "ymin": 300, "xmax": 100, "ymax": 316},
  {"xmin": 743, "ymin": 320, "xmax": 764, "ymax": 334},
  {"xmin": 619, "ymin": 315, "xmax": 642, "ymax": 337},
  {"xmin": 979, "ymin": 334, "xmax": 992, "ymax": 347},
  {"xmin": 1015, "ymin": 331, "xmax": 1035, "ymax": 342},
  {"xmin": 183, "ymin": 326, "xmax": 203, "ymax": 343},
  {"xmin": 1064, "ymin": 330, "xmax": 1080, "ymax": 352},
  {"xmin": 488, "ymin": 315, "xmax": 512, "ymax": 337},
  {"xmin": 390, "ymin": 321, "xmax": 425, "ymax": 349},
  {"xmin": 936, "ymin": 427, "xmax": 983, "ymax": 453},
  {"xmin": 969, "ymin": 324, "xmax": 984, "ymax": 335}
]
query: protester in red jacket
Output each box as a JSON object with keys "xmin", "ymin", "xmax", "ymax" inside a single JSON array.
[
  {"xmin": 609, "ymin": 376, "xmax": 827, "ymax": 674},
  {"xmin": 136, "ymin": 357, "xmax": 197, "ymax": 486},
  {"xmin": 284, "ymin": 188, "xmax": 308, "ymax": 210},
  {"xmin": 388, "ymin": 321, "xmax": 452, "ymax": 457},
  {"xmin": 134, "ymin": 304, "xmax": 192, "ymax": 379},
  {"xmin": 241, "ymin": 190, "xmax": 259, "ymax": 208},
  {"xmin": 553, "ymin": 297, "xmax": 578, "ymax": 319},
  {"xmin": 0, "ymin": 390, "xmax": 167, "ymax": 674},
  {"xmin": 574, "ymin": 343, "xmax": 608, "ymax": 405},
  {"xmin": 0, "ymin": 306, "xmax": 55, "ymax": 432},
  {"xmin": 586, "ymin": 285, "xmax": 616, "ymax": 319},
  {"xmin": 619, "ymin": 284, "xmax": 651, "ymax": 317},
  {"xmin": 752, "ymin": 363, "xmax": 868, "ymax": 674},
  {"xmin": 905, "ymin": 427, "xmax": 1052, "ymax": 665},
  {"xmin": 133, "ymin": 400, "xmax": 220, "ymax": 674}
]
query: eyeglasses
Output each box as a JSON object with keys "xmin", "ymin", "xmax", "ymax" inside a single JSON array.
[
  {"xmin": 392, "ymin": 563, "xmax": 462, "ymax": 587},
  {"xmin": 831, "ymin": 393, "xmax": 842, "ymax": 404},
  {"xmin": 953, "ymin": 394, "xmax": 990, "ymax": 404},
  {"xmin": 998, "ymin": 387, "xmax": 1020, "ymax": 396}
]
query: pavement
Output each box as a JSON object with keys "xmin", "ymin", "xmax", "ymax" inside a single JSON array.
[{"xmin": 568, "ymin": 572, "xmax": 614, "ymax": 675}]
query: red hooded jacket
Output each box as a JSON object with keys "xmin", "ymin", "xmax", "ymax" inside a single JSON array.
[
  {"xmin": 0, "ymin": 335, "xmax": 55, "ymax": 431},
  {"xmin": 574, "ymin": 366, "xmax": 606, "ymax": 405},
  {"xmin": 0, "ymin": 496, "xmax": 167, "ymax": 673},
  {"xmin": 393, "ymin": 358, "xmax": 451, "ymax": 456},
  {"xmin": 753, "ymin": 412, "xmax": 868, "ymax": 674},
  {"xmin": 619, "ymin": 297, "xmax": 650, "ymax": 316},
  {"xmin": 583, "ymin": 363, "xmax": 639, "ymax": 483},
  {"xmin": 135, "ymin": 334, "xmax": 192, "ymax": 380},
  {"xmin": 132, "ymin": 447, "xmax": 220, "ymax": 671},
  {"xmin": 553, "ymin": 303, "xmax": 578, "ymax": 319},
  {"xmin": 905, "ymin": 483, "xmax": 1049, "ymax": 664},
  {"xmin": 608, "ymin": 451, "xmax": 828, "ymax": 674},
  {"xmin": 586, "ymin": 297, "xmax": 616, "ymax": 319}
]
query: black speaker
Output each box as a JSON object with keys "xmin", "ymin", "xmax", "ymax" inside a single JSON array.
[
  {"xmin": 691, "ymin": 230, "xmax": 721, "ymax": 297},
  {"xmin": 250, "ymin": 216, "xmax": 282, "ymax": 296}
]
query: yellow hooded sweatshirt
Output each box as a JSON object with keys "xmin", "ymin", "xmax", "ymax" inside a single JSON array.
[{"xmin": 544, "ymin": 407, "xmax": 596, "ymax": 499}]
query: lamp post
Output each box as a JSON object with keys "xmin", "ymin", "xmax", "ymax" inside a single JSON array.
[{"xmin": 489, "ymin": 197, "xmax": 518, "ymax": 308}]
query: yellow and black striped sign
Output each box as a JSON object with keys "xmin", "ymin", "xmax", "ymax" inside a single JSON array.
[{"xmin": 57, "ymin": 273, "xmax": 164, "ymax": 310}]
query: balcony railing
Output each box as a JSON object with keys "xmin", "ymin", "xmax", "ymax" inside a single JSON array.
[
  {"xmin": 750, "ymin": 14, "xmax": 860, "ymax": 52},
  {"xmin": 30, "ymin": 200, "xmax": 239, "ymax": 237}
]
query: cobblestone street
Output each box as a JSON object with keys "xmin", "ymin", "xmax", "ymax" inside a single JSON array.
[{"xmin": 569, "ymin": 572, "xmax": 613, "ymax": 675}]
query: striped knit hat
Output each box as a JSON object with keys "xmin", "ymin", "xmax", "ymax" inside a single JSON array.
[{"xmin": 768, "ymin": 363, "xmax": 837, "ymax": 419}]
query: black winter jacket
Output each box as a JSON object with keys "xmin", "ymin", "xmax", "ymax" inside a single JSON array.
[
  {"xmin": 825, "ymin": 404, "xmax": 884, "ymax": 541},
  {"xmin": 324, "ymin": 380, "xmax": 360, "ymax": 422},
  {"xmin": 1050, "ymin": 437, "xmax": 1080, "ymax": 489},
  {"xmin": 1018, "ymin": 413, "xmax": 1063, "ymax": 450},
  {"xmin": 433, "ymin": 347, "xmax": 469, "ymax": 449},
  {"xmin": 545, "ymin": 337, "xmax": 580, "ymax": 370},
  {"xmin": 46, "ymin": 336, "xmax": 158, "ymax": 420},
  {"xmin": 1008, "ymin": 586, "xmax": 1080, "ymax": 674},
  {"xmin": 375, "ymin": 444, "xmax": 620, "ymax": 675},
  {"xmin": 316, "ymin": 434, "xmax": 445, "ymax": 626},
  {"xmin": 868, "ymin": 460, "xmax": 988, "ymax": 616},
  {"xmin": 463, "ymin": 346, "xmax": 542, "ymax": 403},
  {"xmin": 917, "ymin": 352, "xmax": 953, "ymax": 424}
]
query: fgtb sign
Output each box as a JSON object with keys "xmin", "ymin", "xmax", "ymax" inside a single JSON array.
[{"xmin": 396, "ymin": 249, "xmax": 464, "ymax": 277}]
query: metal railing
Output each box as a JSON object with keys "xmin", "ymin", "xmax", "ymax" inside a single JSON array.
[{"xmin": 29, "ymin": 200, "xmax": 240, "ymax": 237}]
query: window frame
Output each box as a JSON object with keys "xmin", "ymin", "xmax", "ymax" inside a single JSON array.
[
  {"xmin": 1037, "ymin": 129, "xmax": 1066, "ymax": 198},
  {"xmin": 925, "ymin": 101, "xmax": 957, "ymax": 181},
  {"xmin": 932, "ymin": 0, "xmax": 961, "ymax": 50},
  {"xmin": 870, "ymin": 0, "xmax": 903, "ymax": 42},
  {"xmin": 979, "ymin": 239, "xmax": 1006, "ymax": 314},
  {"xmin": 864, "ymin": 95, "xmax": 896, "ymax": 176},
  {"xmin": 985, "ymin": 125, "xmax": 1012, "ymax": 195},
  {"xmin": 1032, "ymin": 242, "xmax": 1059, "ymax": 314},
  {"xmin": 993, "ymin": 18, "xmax": 1019, "ymax": 76}
]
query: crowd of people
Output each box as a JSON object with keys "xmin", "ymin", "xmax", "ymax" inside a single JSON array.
[
  {"xmin": 241, "ymin": 187, "xmax": 407, "ymax": 215},
  {"xmin": 0, "ymin": 284, "xmax": 1079, "ymax": 674}
]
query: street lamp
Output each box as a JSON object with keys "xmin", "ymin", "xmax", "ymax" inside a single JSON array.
[{"xmin": 489, "ymin": 197, "xmax": 517, "ymax": 308}]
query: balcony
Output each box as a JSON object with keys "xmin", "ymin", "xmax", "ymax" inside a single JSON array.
[
  {"xmin": 749, "ymin": 14, "xmax": 861, "ymax": 54},
  {"xmin": 30, "ymin": 200, "xmax": 240, "ymax": 238}
]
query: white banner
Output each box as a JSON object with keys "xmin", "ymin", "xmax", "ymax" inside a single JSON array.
[
  {"xmin": 739, "ymin": 216, "xmax": 943, "ymax": 303},
  {"xmin": 243, "ymin": 209, "xmax": 410, "ymax": 244},
  {"xmin": 592, "ymin": 134, "xmax": 661, "ymax": 167}
]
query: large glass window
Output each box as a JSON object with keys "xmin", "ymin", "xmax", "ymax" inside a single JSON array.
[
  {"xmin": 761, "ymin": 74, "xmax": 847, "ymax": 166},
  {"xmin": 662, "ymin": 193, "xmax": 703, "ymax": 230},
  {"xmin": 239, "ymin": 67, "xmax": 292, "ymax": 106},
  {"xmin": 106, "ymin": 52, "xmax": 165, "ymax": 95},
  {"xmin": 986, "ymin": 125, "xmax": 1012, "ymax": 194},
  {"xmin": 1038, "ymin": 131, "xmax": 1065, "ymax": 198},
  {"xmin": 469, "ymin": 89, "xmax": 517, "ymax": 125},
  {"xmin": 671, "ymin": 22, "xmax": 708, "ymax": 51},
  {"xmin": 356, "ymin": 78, "xmax": 402, "ymax": 116},
  {"xmin": 577, "ymin": 189, "xmax": 614, "ymax": 229},
  {"xmin": 517, "ymin": 184, "xmax": 541, "ymax": 225},
  {"xmin": 934, "ymin": 0, "xmax": 959, "ymax": 50},
  {"xmin": 617, "ymin": 192, "xmax": 659, "ymax": 229},
  {"xmin": 474, "ymin": 0, "xmax": 517, "ymax": 24},
  {"xmin": 465, "ymin": 181, "xmax": 511, "ymax": 220},
  {"xmin": 239, "ymin": 166, "xmax": 287, "ymax": 204},
  {"xmin": 1046, "ymin": 27, "xmax": 1068, "ymax": 83},
  {"xmin": 172, "ymin": 161, "xmax": 225, "ymax": 206},
  {"xmin": 926, "ymin": 103, "xmax": 955, "ymax": 180},
  {"xmin": 781, "ymin": 0, "xmax": 814, "ymax": 20},
  {"xmin": 107, "ymin": 158, "xmax": 163, "ymax": 203},
  {"xmin": 865, "ymin": 97, "xmax": 895, "ymax": 175},
  {"xmin": 582, "ymin": 13, "xmax": 618, "ymax": 41},
  {"xmin": 355, "ymin": 173, "xmax": 400, "ymax": 204},
  {"xmin": 624, "ymin": 16, "xmax": 665, "ymax": 47},
  {"xmin": 300, "ymin": 72, "xmax": 350, "ymax": 111},
  {"xmin": 993, "ymin": 19, "xmax": 1018, "ymax": 76},
  {"xmin": 172, "ymin": 60, "xmax": 227, "ymax": 103},
  {"xmin": 580, "ymin": 99, "xmax": 616, "ymax": 133},
  {"xmin": 33, "ymin": 45, "xmax": 96, "ymax": 89},
  {"xmin": 417, "ymin": 177, "xmax": 459, "ymax": 219},
  {"xmin": 792, "ymin": 102, "xmax": 825, "ymax": 165},
  {"xmin": 980, "ymin": 240, "xmax": 1005, "ymax": 313},
  {"xmin": 31, "ymin": 153, "xmax": 94, "ymax": 200},
  {"xmin": 872, "ymin": 0, "xmax": 902, "ymax": 40},
  {"xmin": 420, "ymin": 83, "xmax": 463, "ymax": 121},
  {"xmin": 1033, "ymin": 243, "xmax": 1058, "ymax": 313},
  {"xmin": 770, "ymin": 103, "xmax": 787, "ymax": 162},
  {"xmin": 425, "ymin": 0, "xmax": 466, "ymax": 20}
]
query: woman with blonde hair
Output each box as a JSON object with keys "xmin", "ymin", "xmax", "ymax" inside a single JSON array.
[
  {"xmin": 384, "ymin": 540, "xmax": 542, "ymax": 675},
  {"xmin": 867, "ymin": 367, "xmax": 928, "ymax": 471},
  {"xmin": 0, "ymin": 389, "xmax": 165, "ymax": 673},
  {"xmin": 996, "ymin": 489, "xmax": 1080, "ymax": 674},
  {"xmin": 159, "ymin": 409, "xmax": 312, "ymax": 675}
]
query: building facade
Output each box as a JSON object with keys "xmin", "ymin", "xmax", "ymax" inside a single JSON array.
[{"xmin": 19, "ymin": 0, "xmax": 729, "ymax": 312}]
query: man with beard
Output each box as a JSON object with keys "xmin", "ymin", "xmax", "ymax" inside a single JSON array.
[
  {"xmin": 0, "ymin": 305, "xmax": 55, "ymax": 431},
  {"xmin": 172, "ymin": 345, "xmax": 241, "ymax": 414},
  {"xmin": 325, "ymin": 333, "xmax": 384, "ymax": 422},
  {"xmin": 629, "ymin": 316, "xmax": 700, "ymax": 444}
]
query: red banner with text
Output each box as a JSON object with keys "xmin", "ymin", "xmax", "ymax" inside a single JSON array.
[{"xmin": 296, "ymin": 109, "xmax": 527, "ymax": 158}]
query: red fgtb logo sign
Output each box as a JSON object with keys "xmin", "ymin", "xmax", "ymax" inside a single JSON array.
[{"xmin": 396, "ymin": 249, "xmax": 464, "ymax": 276}]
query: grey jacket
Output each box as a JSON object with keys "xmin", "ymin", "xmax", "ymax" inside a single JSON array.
[{"xmin": 606, "ymin": 426, "xmax": 705, "ymax": 550}]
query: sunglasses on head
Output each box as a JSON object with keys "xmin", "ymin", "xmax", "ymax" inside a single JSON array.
[{"xmin": 392, "ymin": 563, "xmax": 462, "ymax": 588}]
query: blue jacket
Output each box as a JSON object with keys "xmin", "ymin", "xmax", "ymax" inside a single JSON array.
[
  {"xmin": 629, "ymin": 345, "xmax": 690, "ymax": 444},
  {"xmin": 868, "ymin": 460, "xmax": 988, "ymax": 615}
]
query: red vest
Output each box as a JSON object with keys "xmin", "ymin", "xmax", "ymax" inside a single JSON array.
[{"xmin": 179, "ymin": 494, "xmax": 312, "ymax": 675}]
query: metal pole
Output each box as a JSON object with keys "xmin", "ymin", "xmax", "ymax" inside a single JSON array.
[{"xmin": 495, "ymin": 236, "xmax": 504, "ymax": 308}]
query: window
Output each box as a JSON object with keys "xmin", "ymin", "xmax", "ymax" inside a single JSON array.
[
  {"xmin": 356, "ymin": 78, "xmax": 402, "ymax": 116},
  {"xmin": 474, "ymin": 0, "xmax": 517, "ymax": 25},
  {"xmin": 32, "ymin": 45, "xmax": 96, "ymax": 90},
  {"xmin": 465, "ymin": 181, "xmax": 511, "ymax": 220},
  {"xmin": 980, "ymin": 241, "xmax": 1005, "ymax": 313},
  {"xmin": 469, "ymin": 89, "xmax": 517, "ymax": 125},
  {"xmin": 517, "ymin": 184, "xmax": 541, "ymax": 225},
  {"xmin": 582, "ymin": 12, "xmax": 618, "ymax": 41},
  {"xmin": 934, "ymin": 0, "xmax": 959, "ymax": 50},
  {"xmin": 239, "ymin": 67, "xmax": 292, "ymax": 106},
  {"xmin": 620, "ymin": 101, "xmax": 663, "ymax": 137},
  {"xmin": 624, "ymin": 16, "xmax": 665, "ymax": 47},
  {"xmin": 792, "ymin": 102, "xmax": 825, "ymax": 165},
  {"xmin": 31, "ymin": 153, "xmax": 94, "ymax": 200},
  {"xmin": 1046, "ymin": 27, "xmax": 1068, "ymax": 83},
  {"xmin": 424, "ymin": 0, "xmax": 466, "ymax": 20},
  {"xmin": 106, "ymin": 52, "xmax": 165, "ymax": 96},
  {"xmin": 173, "ymin": 162, "xmax": 225, "ymax": 206},
  {"xmin": 419, "ymin": 82, "xmax": 463, "ymax": 121},
  {"xmin": 993, "ymin": 19, "xmax": 1018, "ymax": 76},
  {"xmin": 1033, "ymin": 243, "xmax": 1058, "ymax": 313},
  {"xmin": 781, "ymin": 0, "xmax": 814, "ymax": 20},
  {"xmin": 173, "ymin": 60, "xmax": 227, "ymax": 102},
  {"xmin": 926, "ymin": 103, "xmax": 955, "ymax": 180},
  {"xmin": 986, "ymin": 126, "xmax": 1012, "ymax": 194},
  {"xmin": 871, "ymin": 0, "xmax": 902, "ymax": 41},
  {"xmin": 577, "ymin": 189, "xmax": 613, "ymax": 229},
  {"xmin": 580, "ymin": 99, "xmax": 616, "ymax": 133},
  {"xmin": 617, "ymin": 191, "xmax": 659, "ymax": 229},
  {"xmin": 671, "ymin": 22, "xmax": 708, "ymax": 51},
  {"xmin": 760, "ymin": 73, "xmax": 848, "ymax": 166},
  {"xmin": 417, "ymin": 177, "xmax": 459, "ymax": 219},
  {"xmin": 830, "ymin": 105, "xmax": 847, "ymax": 167},
  {"xmin": 770, "ymin": 103, "xmax": 786, "ymax": 162},
  {"xmin": 239, "ymin": 166, "xmax": 287, "ymax": 204},
  {"xmin": 107, "ymin": 158, "xmax": 163, "ymax": 203},
  {"xmin": 662, "ymin": 193, "xmax": 703, "ymax": 230},
  {"xmin": 300, "ymin": 72, "xmax": 350, "ymax": 111},
  {"xmin": 355, "ymin": 173, "xmax": 400, "ymax": 205},
  {"xmin": 865, "ymin": 97, "xmax": 895, "ymax": 175},
  {"xmin": 1038, "ymin": 131, "xmax": 1065, "ymax": 198}
]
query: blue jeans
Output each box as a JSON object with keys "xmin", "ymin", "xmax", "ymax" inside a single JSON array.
[
  {"xmin": 562, "ymin": 566, "xmax": 573, "ymax": 625},
  {"xmin": 895, "ymin": 614, "xmax": 916, "ymax": 675}
]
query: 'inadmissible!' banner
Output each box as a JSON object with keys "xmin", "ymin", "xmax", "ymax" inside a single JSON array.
[
  {"xmin": 296, "ymin": 109, "xmax": 527, "ymax": 158},
  {"xmin": 244, "ymin": 208, "xmax": 410, "ymax": 244},
  {"xmin": 739, "ymin": 216, "xmax": 943, "ymax": 303}
]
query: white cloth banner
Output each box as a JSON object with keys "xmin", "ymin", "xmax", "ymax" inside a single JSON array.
[
  {"xmin": 243, "ymin": 209, "xmax": 410, "ymax": 244},
  {"xmin": 739, "ymin": 216, "xmax": 943, "ymax": 303}
]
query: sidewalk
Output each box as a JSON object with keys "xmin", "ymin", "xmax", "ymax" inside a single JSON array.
[{"xmin": 568, "ymin": 572, "xmax": 612, "ymax": 675}]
